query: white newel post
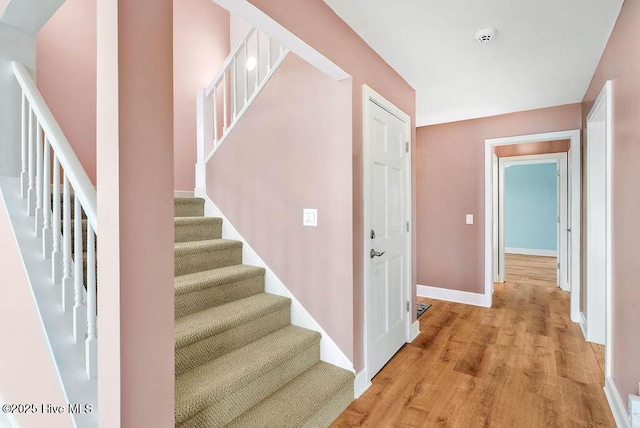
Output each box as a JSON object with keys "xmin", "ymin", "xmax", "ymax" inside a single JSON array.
[
  {"xmin": 73, "ymin": 194, "xmax": 86, "ymax": 343},
  {"xmin": 35, "ymin": 122, "xmax": 43, "ymax": 236},
  {"xmin": 62, "ymin": 175, "xmax": 73, "ymax": 312},
  {"xmin": 85, "ymin": 223, "xmax": 96, "ymax": 379},
  {"xmin": 195, "ymin": 89, "xmax": 211, "ymax": 197},
  {"xmin": 52, "ymin": 155, "xmax": 62, "ymax": 282},
  {"xmin": 42, "ymin": 136, "xmax": 52, "ymax": 258}
]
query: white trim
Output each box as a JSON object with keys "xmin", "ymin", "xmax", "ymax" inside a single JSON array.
[
  {"xmin": 485, "ymin": 129, "xmax": 581, "ymax": 321},
  {"xmin": 579, "ymin": 312, "xmax": 588, "ymax": 340},
  {"xmin": 174, "ymin": 190, "xmax": 194, "ymax": 198},
  {"xmin": 504, "ymin": 159, "xmax": 558, "ymax": 167},
  {"xmin": 213, "ymin": 0, "xmax": 349, "ymax": 81},
  {"xmin": 409, "ymin": 320, "xmax": 420, "ymax": 342},
  {"xmin": 604, "ymin": 377, "xmax": 631, "ymax": 428},
  {"xmin": 586, "ymin": 80, "xmax": 613, "ymax": 377},
  {"xmin": 505, "ymin": 248, "xmax": 558, "ymax": 257},
  {"xmin": 353, "ymin": 370, "xmax": 372, "ymax": 399},
  {"xmin": 417, "ymin": 285, "xmax": 491, "ymax": 308},
  {"xmin": 199, "ymin": 194, "xmax": 354, "ymax": 373},
  {"xmin": 362, "ymin": 84, "xmax": 413, "ymax": 383},
  {"xmin": 0, "ymin": 398, "xmax": 20, "ymax": 428}
]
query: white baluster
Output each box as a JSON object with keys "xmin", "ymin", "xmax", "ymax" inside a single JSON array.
[
  {"xmin": 223, "ymin": 74, "xmax": 228, "ymax": 133},
  {"xmin": 213, "ymin": 87, "xmax": 218, "ymax": 144},
  {"xmin": 244, "ymin": 41, "xmax": 249, "ymax": 104},
  {"xmin": 73, "ymin": 195, "xmax": 86, "ymax": 343},
  {"xmin": 52, "ymin": 155, "xmax": 62, "ymax": 282},
  {"xmin": 20, "ymin": 93, "xmax": 28, "ymax": 198},
  {"xmin": 35, "ymin": 122, "xmax": 43, "ymax": 237},
  {"xmin": 42, "ymin": 136, "xmax": 52, "ymax": 258},
  {"xmin": 85, "ymin": 224, "xmax": 97, "ymax": 379},
  {"xmin": 255, "ymin": 31, "xmax": 260, "ymax": 90},
  {"xmin": 27, "ymin": 108, "xmax": 36, "ymax": 215},
  {"xmin": 61, "ymin": 175, "xmax": 73, "ymax": 312},
  {"xmin": 232, "ymin": 57, "xmax": 237, "ymax": 119}
]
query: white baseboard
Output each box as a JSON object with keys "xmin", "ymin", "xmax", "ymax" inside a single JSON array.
[
  {"xmin": 199, "ymin": 194, "xmax": 354, "ymax": 373},
  {"xmin": 505, "ymin": 247, "xmax": 557, "ymax": 257},
  {"xmin": 409, "ymin": 320, "xmax": 420, "ymax": 342},
  {"xmin": 604, "ymin": 377, "xmax": 631, "ymax": 428},
  {"xmin": 354, "ymin": 370, "xmax": 372, "ymax": 398},
  {"xmin": 417, "ymin": 284, "xmax": 491, "ymax": 308},
  {"xmin": 579, "ymin": 312, "xmax": 588, "ymax": 340},
  {"xmin": 174, "ymin": 190, "xmax": 195, "ymax": 197}
]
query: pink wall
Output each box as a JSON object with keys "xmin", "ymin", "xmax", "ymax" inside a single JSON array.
[
  {"xmin": 36, "ymin": 0, "xmax": 229, "ymax": 190},
  {"xmin": 207, "ymin": 54, "xmax": 353, "ymax": 358},
  {"xmin": 174, "ymin": 0, "xmax": 229, "ymax": 191},
  {"xmin": 248, "ymin": 0, "xmax": 416, "ymax": 371},
  {"xmin": 36, "ymin": 0, "xmax": 97, "ymax": 184},
  {"xmin": 0, "ymin": 193, "xmax": 72, "ymax": 428},
  {"xmin": 416, "ymin": 104, "xmax": 581, "ymax": 293},
  {"xmin": 582, "ymin": 0, "xmax": 640, "ymax": 403}
]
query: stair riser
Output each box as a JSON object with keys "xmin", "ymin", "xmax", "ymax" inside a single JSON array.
[
  {"xmin": 175, "ymin": 275, "xmax": 264, "ymax": 319},
  {"xmin": 175, "ymin": 203, "xmax": 204, "ymax": 217},
  {"xmin": 175, "ymin": 222, "xmax": 222, "ymax": 243},
  {"xmin": 175, "ymin": 246, "xmax": 242, "ymax": 276},
  {"xmin": 176, "ymin": 308, "xmax": 290, "ymax": 376},
  {"xmin": 178, "ymin": 343, "xmax": 320, "ymax": 428},
  {"xmin": 301, "ymin": 383, "xmax": 353, "ymax": 428}
]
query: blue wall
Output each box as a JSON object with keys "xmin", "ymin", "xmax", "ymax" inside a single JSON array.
[{"xmin": 505, "ymin": 163, "xmax": 557, "ymax": 251}]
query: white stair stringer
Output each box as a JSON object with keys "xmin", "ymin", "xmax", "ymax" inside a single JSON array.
[
  {"xmin": 198, "ymin": 193, "xmax": 355, "ymax": 373},
  {"xmin": 0, "ymin": 177, "xmax": 97, "ymax": 428}
]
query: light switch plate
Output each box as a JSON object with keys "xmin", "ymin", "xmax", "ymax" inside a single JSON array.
[
  {"xmin": 466, "ymin": 214, "xmax": 474, "ymax": 225},
  {"xmin": 303, "ymin": 209, "xmax": 318, "ymax": 227}
]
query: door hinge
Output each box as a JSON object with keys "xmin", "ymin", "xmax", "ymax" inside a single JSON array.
[
  {"xmin": 406, "ymin": 301, "xmax": 410, "ymax": 312},
  {"xmin": 557, "ymin": 262, "xmax": 560, "ymax": 269},
  {"xmin": 405, "ymin": 142, "xmax": 409, "ymax": 153},
  {"xmin": 406, "ymin": 221, "xmax": 410, "ymax": 232}
]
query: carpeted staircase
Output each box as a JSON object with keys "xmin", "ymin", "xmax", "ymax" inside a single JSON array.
[{"xmin": 173, "ymin": 197, "xmax": 354, "ymax": 427}]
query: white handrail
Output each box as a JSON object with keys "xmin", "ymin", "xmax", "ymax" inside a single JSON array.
[
  {"xmin": 12, "ymin": 62, "xmax": 98, "ymax": 233},
  {"xmin": 206, "ymin": 27, "xmax": 257, "ymax": 96}
]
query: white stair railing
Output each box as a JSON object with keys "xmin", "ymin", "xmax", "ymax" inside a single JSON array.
[
  {"xmin": 13, "ymin": 61, "xmax": 98, "ymax": 380},
  {"xmin": 195, "ymin": 27, "xmax": 290, "ymax": 193}
]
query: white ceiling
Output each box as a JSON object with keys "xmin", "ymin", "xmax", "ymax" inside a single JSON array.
[{"xmin": 324, "ymin": 0, "xmax": 623, "ymax": 126}]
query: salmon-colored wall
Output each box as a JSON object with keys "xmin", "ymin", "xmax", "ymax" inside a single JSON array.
[
  {"xmin": 416, "ymin": 104, "xmax": 581, "ymax": 293},
  {"xmin": 36, "ymin": 0, "xmax": 229, "ymax": 191},
  {"xmin": 36, "ymin": 0, "xmax": 97, "ymax": 184},
  {"xmin": 207, "ymin": 54, "xmax": 353, "ymax": 358},
  {"xmin": 582, "ymin": 0, "xmax": 640, "ymax": 403},
  {"xmin": 494, "ymin": 139, "xmax": 570, "ymax": 157},
  {"xmin": 174, "ymin": 0, "xmax": 229, "ymax": 191},
  {"xmin": 248, "ymin": 0, "xmax": 416, "ymax": 371},
  {"xmin": 0, "ymin": 190, "xmax": 72, "ymax": 428}
]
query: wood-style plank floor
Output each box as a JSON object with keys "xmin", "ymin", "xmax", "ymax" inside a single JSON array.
[{"xmin": 332, "ymin": 254, "xmax": 613, "ymax": 427}]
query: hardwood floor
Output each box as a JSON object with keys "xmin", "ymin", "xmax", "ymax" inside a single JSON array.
[{"xmin": 332, "ymin": 255, "xmax": 613, "ymax": 427}]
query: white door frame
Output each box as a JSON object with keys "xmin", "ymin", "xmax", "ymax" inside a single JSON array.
[
  {"xmin": 484, "ymin": 129, "xmax": 581, "ymax": 321},
  {"xmin": 362, "ymin": 84, "xmax": 413, "ymax": 384},
  {"xmin": 585, "ymin": 81, "xmax": 613, "ymax": 377},
  {"xmin": 498, "ymin": 153, "xmax": 569, "ymax": 290}
]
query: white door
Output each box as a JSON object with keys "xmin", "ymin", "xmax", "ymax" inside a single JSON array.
[{"xmin": 366, "ymin": 99, "xmax": 409, "ymax": 379}]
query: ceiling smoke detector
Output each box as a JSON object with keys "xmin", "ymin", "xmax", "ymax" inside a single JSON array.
[{"xmin": 475, "ymin": 27, "xmax": 497, "ymax": 44}]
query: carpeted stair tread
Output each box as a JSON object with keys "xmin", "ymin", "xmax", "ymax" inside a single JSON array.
[
  {"xmin": 175, "ymin": 197, "xmax": 205, "ymax": 217},
  {"xmin": 175, "ymin": 293, "xmax": 290, "ymax": 349},
  {"xmin": 226, "ymin": 362, "xmax": 354, "ymax": 428},
  {"xmin": 175, "ymin": 216, "xmax": 222, "ymax": 242},
  {"xmin": 175, "ymin": 325, "xmax": 320, "ymax": 426},
  {"xmin": 175, "ymin": 264, "xmax": 265, "ymax": 296},
  {"xmin": 175, "ymin": 239, "xmax": 243, "ymax": 276}
]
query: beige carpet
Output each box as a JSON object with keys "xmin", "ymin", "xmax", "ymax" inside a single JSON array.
[{"xmin": 173, "ymin": 197, "xmax": 354, "ymax": 427}]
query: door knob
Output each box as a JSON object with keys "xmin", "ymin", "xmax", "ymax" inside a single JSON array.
[{"xmin": 370, "ymin": 249, "xmax": 385, "ymax": 258}]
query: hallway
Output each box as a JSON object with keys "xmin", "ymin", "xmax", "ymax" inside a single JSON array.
[{"xmin": 332, "ymin": 256, "xmax": 613, "ymax": 427}]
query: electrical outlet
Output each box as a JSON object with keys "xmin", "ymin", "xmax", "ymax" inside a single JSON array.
[
  {"xmin": 630, "ymin": 394, "xmax": 640, "ymax": 428},
  {"xmin": 303, "ymin": 209, "xmax": 317, "ymax": 227},
  {"xmin": 466, "ymin": 214, "xmax": 474, "ymax": 225}
]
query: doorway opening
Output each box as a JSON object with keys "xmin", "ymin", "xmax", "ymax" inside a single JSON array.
[{"xmin": 484, "ymin": 130, "xmax": 581, "ymax": 322}]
